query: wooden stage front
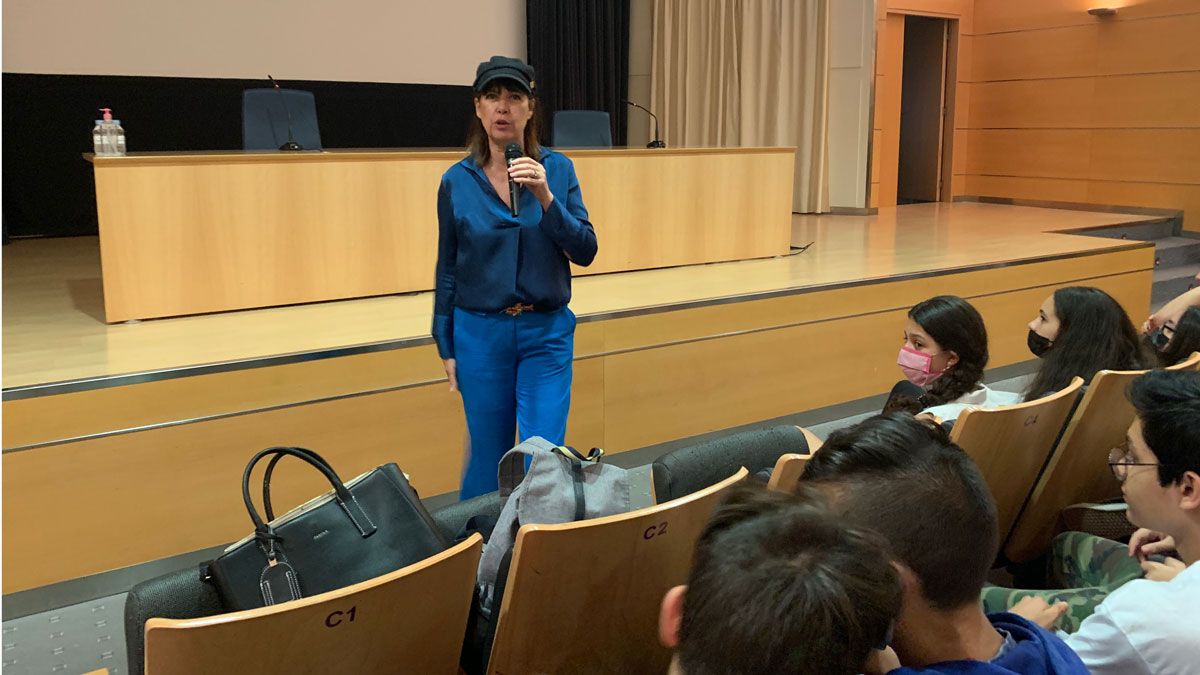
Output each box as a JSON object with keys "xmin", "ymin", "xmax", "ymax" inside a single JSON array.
[{"xmin": 2, "ymin": 202, "xmax": 1159, "ymax": 593}]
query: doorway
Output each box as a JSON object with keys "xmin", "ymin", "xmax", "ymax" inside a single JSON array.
[{"xmin": 896, "ymin": 16, "xmax": 951, "ymax": 204}]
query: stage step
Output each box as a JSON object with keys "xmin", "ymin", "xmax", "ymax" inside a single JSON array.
[
  {"xmin": 1152, "ymin": 263, "xmax": 1200, "ymax": 310},
  {"xmin": 1154, "ymin": 236, "xmax": 1200, "ymax": 269},
  {"xmin": 1080, "ymin": 216, "xmax": 1179, "ymax": 242}
]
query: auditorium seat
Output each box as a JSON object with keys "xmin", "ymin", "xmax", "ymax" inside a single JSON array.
[
  {"xmin": 125, "ymin": 564, "xmax": 227, "ymax": 675},
  {"xmin": 552, "ymin": 110, "xmax": 613, "ymax": 147},
  {"xmin": 651, "ymin": 425, "xmax": 812, "ymax": 502},
  {"xmin": 242, "ymin": 88, "xmax": 323, "ymax": 151},
  {"xmin": 1005, "ymin": 365, "xmax": 1169, "ymax": 562},
  {"xmin": 766, "ymin": 430, "xmax": 822, "ymax": 493},
  {"xmin": 484, "ymin": 468, "xmax": 748, "ymax": 674},
  {"xmin": 1168, "ymin": 350, "xmax": 1200, "ymax": 371},
  {"xmin": 138, "ymin": 534, "xmax": 481, "ymax": 675},
  {"xmin": 949, "ymin": 378, "xmax": 1084, "ymax": 548},
  {"xmin": 432, "ymin": 489, "xmax": 504, "ymax": 541}
]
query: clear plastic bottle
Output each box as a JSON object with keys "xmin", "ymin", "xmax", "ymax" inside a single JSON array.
[
  {"xmin": 112, "ymin": 118, "xmax": 126, "ymax": 155},
  {"xmin": 92, "ymin": 119, "xmax": 105, "ymax": 155}
]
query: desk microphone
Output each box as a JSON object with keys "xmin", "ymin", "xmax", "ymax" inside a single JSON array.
[
  {"xmin": 623, "ymin": 99, "xmax": 667, "ymax": 148},
  {"xmin": 268, "ymin": 74, "xmax": 304, "ymax": 151},
  {"xmin": 504, "ymin": 143, "xmax": 522, "ymax": 218}
]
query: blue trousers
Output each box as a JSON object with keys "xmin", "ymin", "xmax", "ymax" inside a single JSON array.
[{"xmin": 453, "ymin": 307, "xmax": 575, "ymax": 499}]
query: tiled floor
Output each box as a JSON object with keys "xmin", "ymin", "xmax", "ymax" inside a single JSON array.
[{"xmin": 2, "ymin": 593, "xmax": 127, "ymax": 675}]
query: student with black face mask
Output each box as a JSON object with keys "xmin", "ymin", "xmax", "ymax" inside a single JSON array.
[{"xmin": 1023, "ymin": 287, "xmax": 1148, "ymax": 401}]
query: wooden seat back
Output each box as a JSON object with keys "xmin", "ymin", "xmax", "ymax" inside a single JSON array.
[
  {"xmin": 1004, "ymin": 368, "xmax": 1149, "ymax": 562},
  {"xmin": 950, "ymin": 378, "xmax": 1084, "ymax": 544},
  {"xmin": 486, "ymin": 468, "xmax": 749, "ymax": 674},
  {"xmin": 144, "ymin": 534, "xmax": 482, "ymax": 674}
]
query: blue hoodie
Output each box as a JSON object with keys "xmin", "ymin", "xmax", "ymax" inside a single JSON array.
[{"xmin": 889, "ymin": 613, "xmax": 1088, "ymax": 675}]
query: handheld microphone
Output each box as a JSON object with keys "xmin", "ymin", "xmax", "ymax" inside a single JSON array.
[
  {"xmin": 504, "ymin": 143, "xmax": 522, "ymax": 218},
  {"xmin": 623, "ymin": 99, "xmax": 667, "ymax": 148},
  {"xmin": 268, "ymin": 74, "xmax": 304, "ymax": 151}
]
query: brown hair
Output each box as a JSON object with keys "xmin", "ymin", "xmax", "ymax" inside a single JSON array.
[
  {"xmin": 677, "ymin": 483, "xmax": 901, "ymax": 675},
  {"xmin": 466, "ymin": 79, "xmax": 542, "ymax": 166},
  {"xmin": 801, "ymin": 413, "xmax": 998, "ymax": 609}
]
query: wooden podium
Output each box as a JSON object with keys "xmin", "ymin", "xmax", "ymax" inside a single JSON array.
[{"xmin": 86, "ymin": 147, "xmax": 795, "ymax": 322}]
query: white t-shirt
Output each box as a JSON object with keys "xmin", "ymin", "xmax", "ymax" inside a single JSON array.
[
  {"xmin": 922, "ymin": 384, "xmax": 1023, "ymax": 422},
  {"xmin": 1065, "ymin": 559, "xmax": 1200, "ymax": 674}
]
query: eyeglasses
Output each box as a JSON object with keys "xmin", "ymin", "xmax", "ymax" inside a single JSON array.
[{"xmin": 1107, "ymin": 443, "xmax": 1162, "ymax": 482}]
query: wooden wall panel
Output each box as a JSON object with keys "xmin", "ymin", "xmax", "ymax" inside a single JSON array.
[
  {"xmin": 1091, "ymin": 72, "xmax": 1200, "ymax": 128},
  {"xmin": 965, "ymin": 130, "xmax": 1092, "ymax": 179},
  {"xmin": 1088, "ymin": 130, "xmax": 1200, "ymax": 184},
  {"xmin": 972, "ymin": 24, "xmax": 1097, "ymax": 82},
  {"xmin": 2, "ymin": 346, "xmax": 445, "ymax": 449},
  {"xmin": 3, "ymin": 382, "xmax": 469, "ymax": 592},
  {"xmin": 877, "ymin": 12, "xmax": 907, "ymax": 207},
  {"xmin": 952, "ymin": 129, "xmax": 968, "ymax": 175},
  {"xmin": 963, "ymin": 2, "xmax": 1200, "ymax": 230},
  {"xmin": 974, "ymin": 0, "xmax": 1200, "ymax": 34},
  {"xmin": 1095, "ymin": 14, "xmax": 1200, "ymax": 77},
  {"xmin": 1085, "ymin": 182, "xmax": 1200, "ymax": 232},
  {"xmin": 964, "ymin": 175, "xmax": 1091, "ymax": 204},
  {"xmin": 954, "ymin": 80, "xmax": 972, "ymax": 129},
  {"xmin": 969, "ymin": 79, "xmax": 1096, "ymax": 129}
]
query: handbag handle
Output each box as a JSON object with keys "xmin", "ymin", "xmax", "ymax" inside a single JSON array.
[
  {"xmin": 241, "ymin": 447, "xmax": 377, "ymax": 548},
  {"xmin": 260, "ymin": 446, "xmax": 335, "ymax": 522}
]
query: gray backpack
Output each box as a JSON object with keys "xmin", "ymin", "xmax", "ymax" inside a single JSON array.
[
  {"xmin": 477, "ymin": 436, "xmax": 632, "ymax": 586},
  {"xmin": 461, "ymin": 437, "xmax": 636, "ymax": 673}
]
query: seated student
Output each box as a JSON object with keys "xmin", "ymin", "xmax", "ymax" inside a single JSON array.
[
  {"xmin": 800, "ymin": 414, "xmax": 1088, "ymax": 674},
  {"xmin": 659, "ymin": 483, "xmax": 901, "ymax": 675},
  {"xmin": 1143, "ymin": 285, "xmax": 1200, "ymax": 337},
  {"xmin": 1013, "ymin": 370, "xmax": 1200, "ymax": 674},
  {"xmin": 1146, "ymin": 305, "xmax": 1200, "ymax": 368},
  {"xmin": 981, "ymin": 530, "xmax": 1144, "ymax": 634},
  {"xmin": 1023, "ymin": 286, "xmax": 1147, "ymax": 400},
  {"xmin": 884, "ymin": 295, "xmax": 1020, "ymax": 422}
]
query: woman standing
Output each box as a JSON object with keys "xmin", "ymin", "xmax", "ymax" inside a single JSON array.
[{"xmin": 432, "ymin": 56, "xmax": 598, "ymax": 499}]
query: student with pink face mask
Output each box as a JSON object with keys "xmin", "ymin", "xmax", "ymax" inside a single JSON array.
[{"xmin": 884, "ymin": 295, "xmax": 1020, "ymax": 422}]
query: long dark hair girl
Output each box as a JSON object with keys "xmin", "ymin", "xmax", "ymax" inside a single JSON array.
[
  {"xmin": 1024, "ymin": 286, "xmax": 1148, "ymax": 400},
  {"xmin": 886, "ymin": 295, "xmax": 990, "ymax": 414}
]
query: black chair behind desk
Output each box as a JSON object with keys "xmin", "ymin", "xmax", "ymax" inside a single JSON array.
[
  {"xmin": 242, "ymin": 88, "xmax": 323, "ymax": 151},
  {"xmin": 124, "ymin": 566, "xmax": 225, "ymax": 675},
  {"xmin": 651, "ymin": 425, "xmax": 813, "ymax": 503},
  {"xmin": 551, "ymin": 110, "xmax": 613, "ymax": 148}
]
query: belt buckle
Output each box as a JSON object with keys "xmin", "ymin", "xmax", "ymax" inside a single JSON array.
[{"xmin": 504, "ymin": 303, "xmax": 534, "ymax": 316}]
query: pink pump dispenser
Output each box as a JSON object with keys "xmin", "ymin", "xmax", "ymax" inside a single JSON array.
[{"xmin": 100, "ymin": 107, "xmax": 113, "ymax": 122}]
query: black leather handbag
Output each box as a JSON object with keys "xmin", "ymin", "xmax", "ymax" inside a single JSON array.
[{"xmin": 206, "ymin": 446, "xmax": 449, "ymax": 610}]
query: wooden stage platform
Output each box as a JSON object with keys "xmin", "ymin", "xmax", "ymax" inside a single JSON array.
[{"xmin": 1, "ymin": 201, "xmax": 1159, "ymax": 593}]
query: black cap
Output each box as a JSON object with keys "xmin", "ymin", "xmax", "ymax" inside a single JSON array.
[{"xmin": 473, "ymin": 56, "xmax": 536, "ymax": 95}]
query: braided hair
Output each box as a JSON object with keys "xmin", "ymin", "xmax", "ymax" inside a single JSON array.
[{"xmin": 885, "ymin": 296, "xmax": 989, "ymax": 414}]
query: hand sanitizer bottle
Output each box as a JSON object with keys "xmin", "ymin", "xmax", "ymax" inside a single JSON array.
[{"xmin": 96, "ymin": 108, "xmax": 125, "ymax": 156}]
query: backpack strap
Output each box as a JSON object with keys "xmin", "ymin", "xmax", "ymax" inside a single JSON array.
[{"xmin": 552, "ymin": 446, "xmax": 605, "ymax": 521}]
